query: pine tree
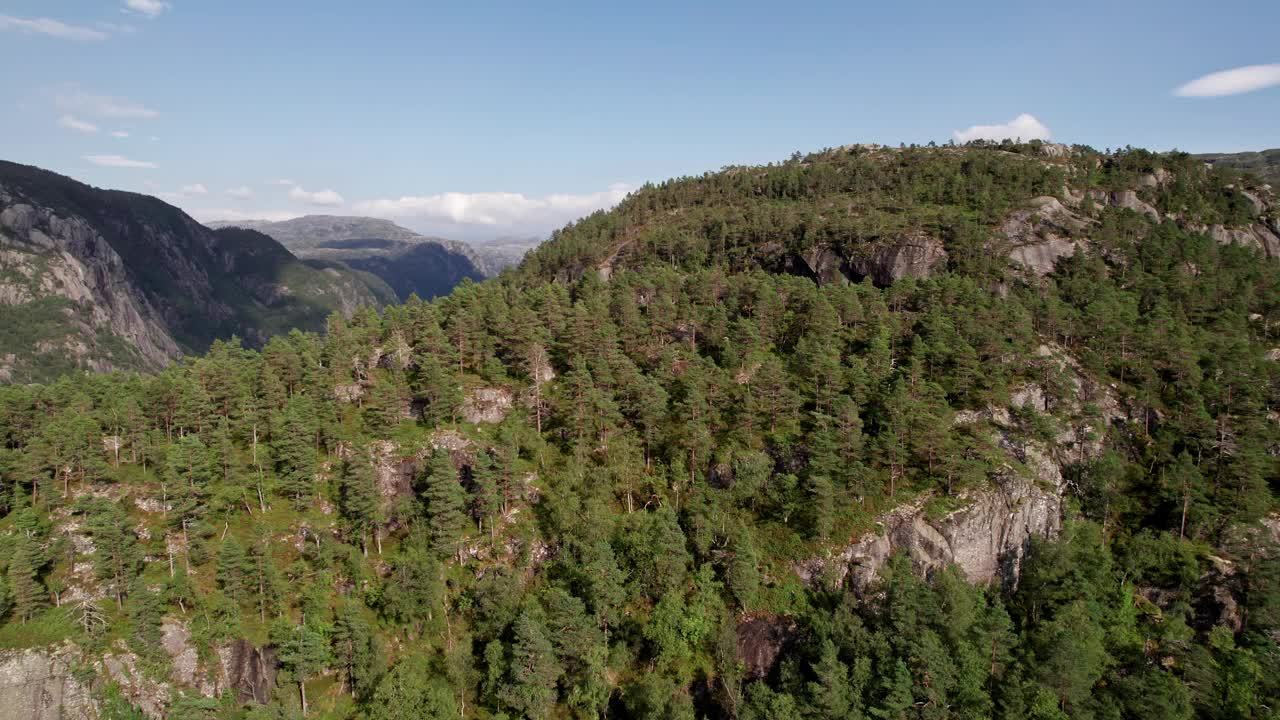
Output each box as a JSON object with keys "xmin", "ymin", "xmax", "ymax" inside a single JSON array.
[
  {"xmin": 274, "ymin": 620, "xmax": 331, "ymax": 715},
  {"xmin": 364, "ymin": 659, "xmax": 457, "ymax": 720},
  {"xmin": 421, "ymin": 449, "xmax": 466, "ymax": 561},
  {"xmin": 363, "ymin": 371, "xmax": 406, "ymax": 436},
  {"xmin": 333, "ymin": 603, "xmax": 384, "ymax": 699},
  {"xmin": 339, "ymin": 452, "xmax": 382, "ymax": 555},
  {"xmin": 217, "ymin": 536, "xmax": 249, "ymax": 602},
  {"xmin": 245, "ymin": 527, "xmax": 281, "ymax": 622},
  {"xmin": 501, "ymin": 609, "xmax": 563, "ymax": 720},
  {"xmin": 81, "ymin": 498, "xmax": 142, "ymax": 609},
  {"xmin": 413, "ymin": 354, "xmax": 461, "ymax": 426},
  {"xmin": 272, "ymin": 395, "xmax": 318, "ymax": 509},
  {"xmin": 127, "ymin": 580, "xmax": 164, "ymax": 658},
  {"xmin": 7, "ymin": 531, "xmax": 48, "ymax": 623}
]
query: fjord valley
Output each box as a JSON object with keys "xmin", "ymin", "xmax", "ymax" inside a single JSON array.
[
  {"xmin": 0, "ymin": 161, "xmax": 395, "ymax": 383},
  {"xmin": 0, "ymin": 141, "xmax": 1277, "ymax": 720}
]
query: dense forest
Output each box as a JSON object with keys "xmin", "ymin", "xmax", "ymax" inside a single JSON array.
[{"xmin": 0, "ymin": 142, "xmax": 1277, "ymax": 720}]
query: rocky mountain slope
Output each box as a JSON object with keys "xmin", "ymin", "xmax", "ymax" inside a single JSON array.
[
  {"xmin": 0, "ymin": 142, "xmax": 1276, "ymax": 719},
  {"xmin": 0, "ymin": 161, "xmax": 388, "ymax": 383},
  {"xmin": 522, "ymin": 141, "xmax": 1279, "ymax": 284},
  {"xmin": 1197, "ymin": 147, "xmax": 1280, "ymax": 185},
  {"xmin": 206, "ymin": 215, "xmax": 513, "ymax": 300}
]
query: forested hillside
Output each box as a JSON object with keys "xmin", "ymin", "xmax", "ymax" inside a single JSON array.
[{"xmin": 0, "ymin": 142, "xmax": 1277, "ymax": 720}]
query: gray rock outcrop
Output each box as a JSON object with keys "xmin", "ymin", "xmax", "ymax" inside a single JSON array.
[
  {"xmin": 1003, "ymin": 196, "xmax": 1091, "ymax": 276},
  {"xmin": 848, "ymin": 234, "xmax": 948, "ymax": 285},
  {"xmin": 0, "ymin": 647, "xmax": 97, "ymax": 720},
  {"xmin": 795, "ymin": 468, "xmax": 1063, "ymax": 592}
]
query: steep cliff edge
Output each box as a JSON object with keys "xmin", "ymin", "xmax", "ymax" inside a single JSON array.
[{"xmin": 0, "ymin": 161, "xmax": 387, "ymax": 382}]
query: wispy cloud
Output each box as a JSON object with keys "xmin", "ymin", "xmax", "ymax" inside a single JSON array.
[
  {"xmin": 270, "ymin": 178, "xmax": 296, "ymax": 187},
  {"xmin": 96, "ymin": 21, "xmax": 137, "ymax": 34},
  {"xmin": 190, "ymin": 208, "xmax": 303, "ymax": 224},
  {"xmin": 57, "ymin": 115, "xmax": 99, "ymax": 134},
  {"xmin": 0, "ymin": 14, "xmax": 108, "ymax": 41},
  {"xmin": 123, "ymin": 0, "xmax": 169, "ymax": 18},
  {"xmin": 84, "ymin": 154, "xmax": 157, "ymax": 169},
  {"xmin": 55, "ymin": 86, "xmax": 159, "ymax": 120},
  {"xmin": 111, "ymin": 131, "xmax": 130, "ymax": 139},
  {"xmin": 1174, "ymin": 64, "xmax": 1280, "ymax": 97},
  {"xmin": 355, "ymin": 184, "xmax": 632, "ymax": 233},
  {"xmin": 226, "ymin": 186, "xmax": 254, "ymax": 199},
  {"xmin": 953, "ymin": 113, "xmax": 1051, "ymax": 143},
  {"xmin": 289, "ymin": 186, "xmax": 345, "ymax": 206},
  {"xmin": 153, "ymin": 183, "xmax": 211, "ymax": 202}
]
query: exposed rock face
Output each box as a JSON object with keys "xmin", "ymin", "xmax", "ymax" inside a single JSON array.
[
  {"xmin": 1003, "ymin": 196, "xmax": 1091, "ymax": 276},
  {"xmin": 161, "ymin": 618, "xmax": 215, "ymax": 694},
  {"xmin": 798, "ymin": 246, "xmax": 852, "ymax": 286},
  {"xmin": 0, "ymin": 647, "xmax": 97, "ymax": 720},
  {"xmin": 797, "ymin": 343, "xmax": 1122, "ymax": 592},
  {"xmin": 0, "ymin": 201, "xmax": 181, "ymax": 376},
  {"xmin": 795, "ymin": 470, "xmax": 1063, "ymax": 592},
  {"xmin": 0, "ymin": 160, "xmax": 384, "ymax": 383},
  {"xmin": 1088, "ymin": 189, "xmax": 1161, "ymax": 220},
  {"xmin": 1202, "ymin": 223, "xmax": 1280, "ymax": 258},
  {"xmin": 735, "ymin": 616, "xmax": 799, "ymax": 682},
  {"xmin": 462, "ymin": 387, "xmax": 514, "ymax": 424},
  {"xmin": 101, "ymin": 647, "xmax": 168, "ymax": 719},
  {"xmin": 848, "ymin": 234, "xmax": 948, "ymax": 286},
  {"xmin": 218, "ymin": 640, "xmax": 277, "ymax": 706}
]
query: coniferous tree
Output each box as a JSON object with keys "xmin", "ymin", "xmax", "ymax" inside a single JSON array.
[
  {"xmin": 272, "ymin": 395, "xmax": 318, "ymax": 509},
  {"xmin": 421, "ymin": 449, "xmax": 466, "ymax": 561},
  {"xmin": 7, "ymin": 530, "xmax": 47, "ymax": 623}
]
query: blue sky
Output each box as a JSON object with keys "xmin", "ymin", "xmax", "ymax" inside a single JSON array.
[{"xmin": 2, "ymin": 0, "xmax": 1278, "ymax": 240}]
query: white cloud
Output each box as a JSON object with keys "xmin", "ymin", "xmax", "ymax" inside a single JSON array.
[
  {"xmin": 189, "ymin": 208, "xmax": 303, "ymax": 224},
  {"xmin": 55, "ymin": 86, "xmax": 159, "ymax": 120},
  {"xmin": 84, "ymin": 154, "xmax": 157, "ymax": 169},
  {"xmin": 1174, "ymin": 64, "xmax": 1280, "ymax": 97},
  {"xmin": 111, "ymin": 131, "xmax": 130, "ymax": 138},
  {"xmin": 952, "ymin": 113, "xmax": 1051, "ymax": 143},
  {"xmin": 57, "ymin": 115, "xmax": 99, "ymax": 134},
  {"xmin": 181, "ymin": 184, "xmax": 208, "ymax": 195},
  {"xmin": 355, "ymin": 184, "xmax": 632, "ymax": 232},
  {"xmin": 270, "ymin": 178, "xmax": 296, "ymax": 187},
  {"xmin": 0, "ymin": 15, "xmax": 108, "ymax": 41},
  {"xmin": 226, "ymin": 186, "xmax": 254, "ymax": 199},
  {"xmin": 97, "ymin": 22, "xmax": 137, "ymax": 34},
  {"xmin": 123, "ymin": 0, "xmax": 169, "ymax": 18},
  {"xmin": 289, "ymin": 186, "xmax": 345, "ymax": 206}
]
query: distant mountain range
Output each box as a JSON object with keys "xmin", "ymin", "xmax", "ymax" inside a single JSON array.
[
  {"xmin": 1195, "ymin": 148, "xmax": 1280, "ymax": 185},
  {"xmin": 205, "ymin": 215, "xmax": 535, "ymax": 301},
  {"xmin": 0, "ymin": 161, "xmax": 393, "ymax": 382}
]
